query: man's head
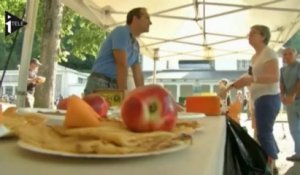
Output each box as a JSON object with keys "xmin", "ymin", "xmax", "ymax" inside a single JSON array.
[
  {"xmin": 30, "ymin": 58, "xmax": 42, "ymax": 66},
  {"xmin": 126, "ymin": 7, "xmax": 152, "ymax": 36},
  {"xmin": 29, "ymin": 58, "xmax": 41, "ymax": 70},
  {"xmin": 282, "ymin": 47, "xmax": 298, "ymax": 65}
]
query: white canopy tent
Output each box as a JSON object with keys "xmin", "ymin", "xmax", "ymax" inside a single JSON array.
[
  {"xmin": 16, "ymin": 0, "xmax": 300, "ymax": 107},
  {"xmin": 59, "ymin": 0, "xmax": 300, "ymax": 60}
]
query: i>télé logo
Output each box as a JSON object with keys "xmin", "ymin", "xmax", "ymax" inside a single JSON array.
[{"xmin": 5, "ymin": 11, "xmax": 27, "ymax": 36}]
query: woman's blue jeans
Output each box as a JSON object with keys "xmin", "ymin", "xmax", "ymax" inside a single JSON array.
[{"xmin": 254, "ymin": 94, "xmax": 281, "ymax": 159}]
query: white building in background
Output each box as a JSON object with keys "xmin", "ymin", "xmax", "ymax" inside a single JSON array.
[
  {"xmin": 54, "ymin": 65, "xmax": 89, "ymax": 98},
  {"xmin": 143, "ymin": 56, "xmax": 251, "ymax": 102},
  {"xmin": 0, "ymin": 55, "xmax": 283, "ymax": 104},
  {"xmin": 0, "ymin": 64, "xmax": 89, "ymax": 100}
]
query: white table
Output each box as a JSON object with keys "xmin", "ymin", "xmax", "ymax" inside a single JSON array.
[{"xmin": 0, "ymin": 116, "xmax": 226, "ymax": 175}]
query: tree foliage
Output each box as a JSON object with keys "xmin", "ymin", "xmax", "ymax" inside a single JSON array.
[
  {"xmin": 0, "ymin": 0, "xmax": 26, "ymax": 70},
  {"xmin": 0, "ymin": 0, "xmax": 106, "ymax": 71},
  {"xmin": 59, "ymin": 7, "xmax": 106, "ymax": 64},
  {"xmin": 284, "ymin": 30, "xmax": 300, "ymax": 53}
]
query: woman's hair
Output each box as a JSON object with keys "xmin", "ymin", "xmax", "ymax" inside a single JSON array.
[{"xmin": 251, "ymin": 25, "xmax": 271, "ymax": 45}]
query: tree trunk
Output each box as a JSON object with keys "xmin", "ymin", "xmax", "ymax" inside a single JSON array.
[{"xmin": 34, "ymin": 0, "xmax": 63, "ymax": 108}]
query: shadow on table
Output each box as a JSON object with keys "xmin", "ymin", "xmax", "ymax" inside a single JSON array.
[{"xmin": 285, "ymin": 162, "xmax": 300, "ymax": 175}]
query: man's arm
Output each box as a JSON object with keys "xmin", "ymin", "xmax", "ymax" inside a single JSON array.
[
  {"xmin": 290, "ymin": 64, "xmax": 300, "ymax": 97},
  {"xmin": 113, "ymin": 49, "xmax": 128, "ymax": 90},
  {"xmin": 279, "ymin": 78, "xmax": 289, "ymax": 105},
  {"xmin": 290, "ymin": 79, "xmax": 300, "ymax": 97},
  {"xmin": 131, "ymin": 63, "xmax": 144, "ymax": 87},
  {"xmin": 279, "ymin": 68, "xmax": 286, "ymax": 98},
  {"xmin": 280, "ymin": 81, "xmax": 286, "ymax": 97},
  {"xmin": 281, "ymin": 80, "xmax": 300, "ymax": 105}
]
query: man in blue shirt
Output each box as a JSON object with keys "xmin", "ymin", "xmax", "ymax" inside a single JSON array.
[
  {"xmin": 84, "ymin": 7, "xmax": 152, "ymax": 94},
  {"xmin": 280, "ymin": 47, "xmax": 300, "ymax": 161}
]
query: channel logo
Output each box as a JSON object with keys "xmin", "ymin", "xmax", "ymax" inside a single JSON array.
[{"xmin": 5, "ymin": 11, "xmax": 27, "ymax": 36}]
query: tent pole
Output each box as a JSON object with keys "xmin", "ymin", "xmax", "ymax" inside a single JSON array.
[
  {"xmin": 16, "ymin": 0, "xmax": 39, "ymax": 108},
  {"xmin": 152, "ymin": 48, "xmax": 159, "ymax": 84}
]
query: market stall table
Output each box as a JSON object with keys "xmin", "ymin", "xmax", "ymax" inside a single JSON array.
[{"xmin": 0, "ymin": 116, "xmax": 226, "ymax": 175}]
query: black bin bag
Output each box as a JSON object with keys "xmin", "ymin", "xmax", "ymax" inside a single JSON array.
[{"xmin": 223, "ymin": 117, "xmax": 271, "ymax": 175}]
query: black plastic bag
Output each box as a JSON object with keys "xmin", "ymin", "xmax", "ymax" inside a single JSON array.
[{"xmin": 223, "ymin": 117, "xmax": 271, "ymax": 175}]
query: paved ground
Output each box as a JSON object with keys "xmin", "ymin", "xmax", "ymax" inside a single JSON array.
[{"xmin": 240, "ymin": 113, "xmax": 300, "ymax": 175}]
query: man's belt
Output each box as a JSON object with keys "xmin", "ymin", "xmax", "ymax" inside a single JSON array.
[{"xmin": 90, "ymin": 72, "xmax": 116, "ymax": 83}]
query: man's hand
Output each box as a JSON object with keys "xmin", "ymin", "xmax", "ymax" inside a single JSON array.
[
  {"xmin": 281, "ymin": 94, "xmax": 296, "ymax": 105},
  {"xmin": 35, "ymin": 76, "xmax": 46, "ymax": 85},
  {"xmin": 176, "ymin": 103, "xmax": 185, "ymax": 112}
]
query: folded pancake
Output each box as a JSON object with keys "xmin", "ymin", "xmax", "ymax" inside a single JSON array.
[
  {"xmin": 17, "ymin": 121, "xmax": 192, "ymax": 154},
  {"xmin": 2, "ymin": 110, "xmax": 47, "ymax": 135},
  {"xmin": 173, "ymin": 120, "xmax": 201, "ymax": 134},
  {"xmin": 18, "ymin": 124, "xmax": 78, "ymax": 153}
]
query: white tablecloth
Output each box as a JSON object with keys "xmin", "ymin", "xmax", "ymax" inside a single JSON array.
[{"xmin": 0, "ymin": 116, "xmax": 226, "ymax": 175}]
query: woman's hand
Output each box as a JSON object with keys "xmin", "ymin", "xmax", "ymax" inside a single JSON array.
[
  {"xmin": 232, "ymin": 75, "xmax": 253, "ymax": 89},
  {"xmin": 176, "ymin": 103, "xmax": 185, "ymax": 112}
]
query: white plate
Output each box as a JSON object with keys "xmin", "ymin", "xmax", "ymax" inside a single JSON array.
[
  {"xmin": 18, "ymin": 141, "xmax": 190, "ymax": 158},
  {"xmin": 178, "ymin": 112, "xmax": 206, "ymax": 120},
  {"xmin": 107, "ymin": 111, "xmax": 205, "ymax": 120},
  {"xmin": 17, "ymin": 108, "xmax": 65, "ymax": 125},
  {"xmin": 195, "ymin": 126, "xmax": 204, "ymax": 133},
  {"xmin": 0, "ymin": 124, "xmax": 12, "ymax": 138}
]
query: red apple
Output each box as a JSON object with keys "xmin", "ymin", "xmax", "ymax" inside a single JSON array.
[
  {"xmin": 83, "ymin": 94, "xmax": 109, "ymax": 117},
  {"xmin": 121, "ymin": 85, "xmax": 177, "ymax": 132},
  {"xmin": 57, "ymin": 98, "xmax": 68, "ymax": 110}
]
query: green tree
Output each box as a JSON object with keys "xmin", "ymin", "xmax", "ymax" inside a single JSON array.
[
  {"xmin": 34, "ymin": 0, "xmax": 106, "ymax": 108},
  {"xmin": 0, "ymin": 1, "xmax": 105, "ymax": 70},
  {"xmin": 0, "ymin": 0, "xmax": 26, "ymax": 70},
  {"xmin": 0, "ymin": 0, "xmax": 106, "ymax": 107}
]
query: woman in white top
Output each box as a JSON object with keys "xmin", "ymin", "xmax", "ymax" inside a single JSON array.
[{"xmin": 229, "ymin": 25, "xmax": 281, "ymax": 173}]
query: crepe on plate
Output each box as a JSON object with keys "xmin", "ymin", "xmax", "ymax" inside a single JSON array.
[
  {"xmin": 17, "ymin": 119, "xmax": 192, "ymax": 154},
  {"xmin": 1, "ymin": 108, "xmax": 47, "ymax": 137}
]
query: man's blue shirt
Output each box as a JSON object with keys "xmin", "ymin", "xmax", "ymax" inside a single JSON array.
[{"xmin": 92, "ymin": 25, "xmax": 140, "ymax": 79}]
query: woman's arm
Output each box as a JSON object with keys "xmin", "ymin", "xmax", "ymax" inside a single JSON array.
[{"xmin": 254, "ymin": 59, "xmax": 279, "ymax": 84}]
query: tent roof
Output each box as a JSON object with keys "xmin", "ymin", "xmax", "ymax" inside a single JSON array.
[{"xmin": 59, "ymin": 0, "xmax": 300, "ymax": 61}]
